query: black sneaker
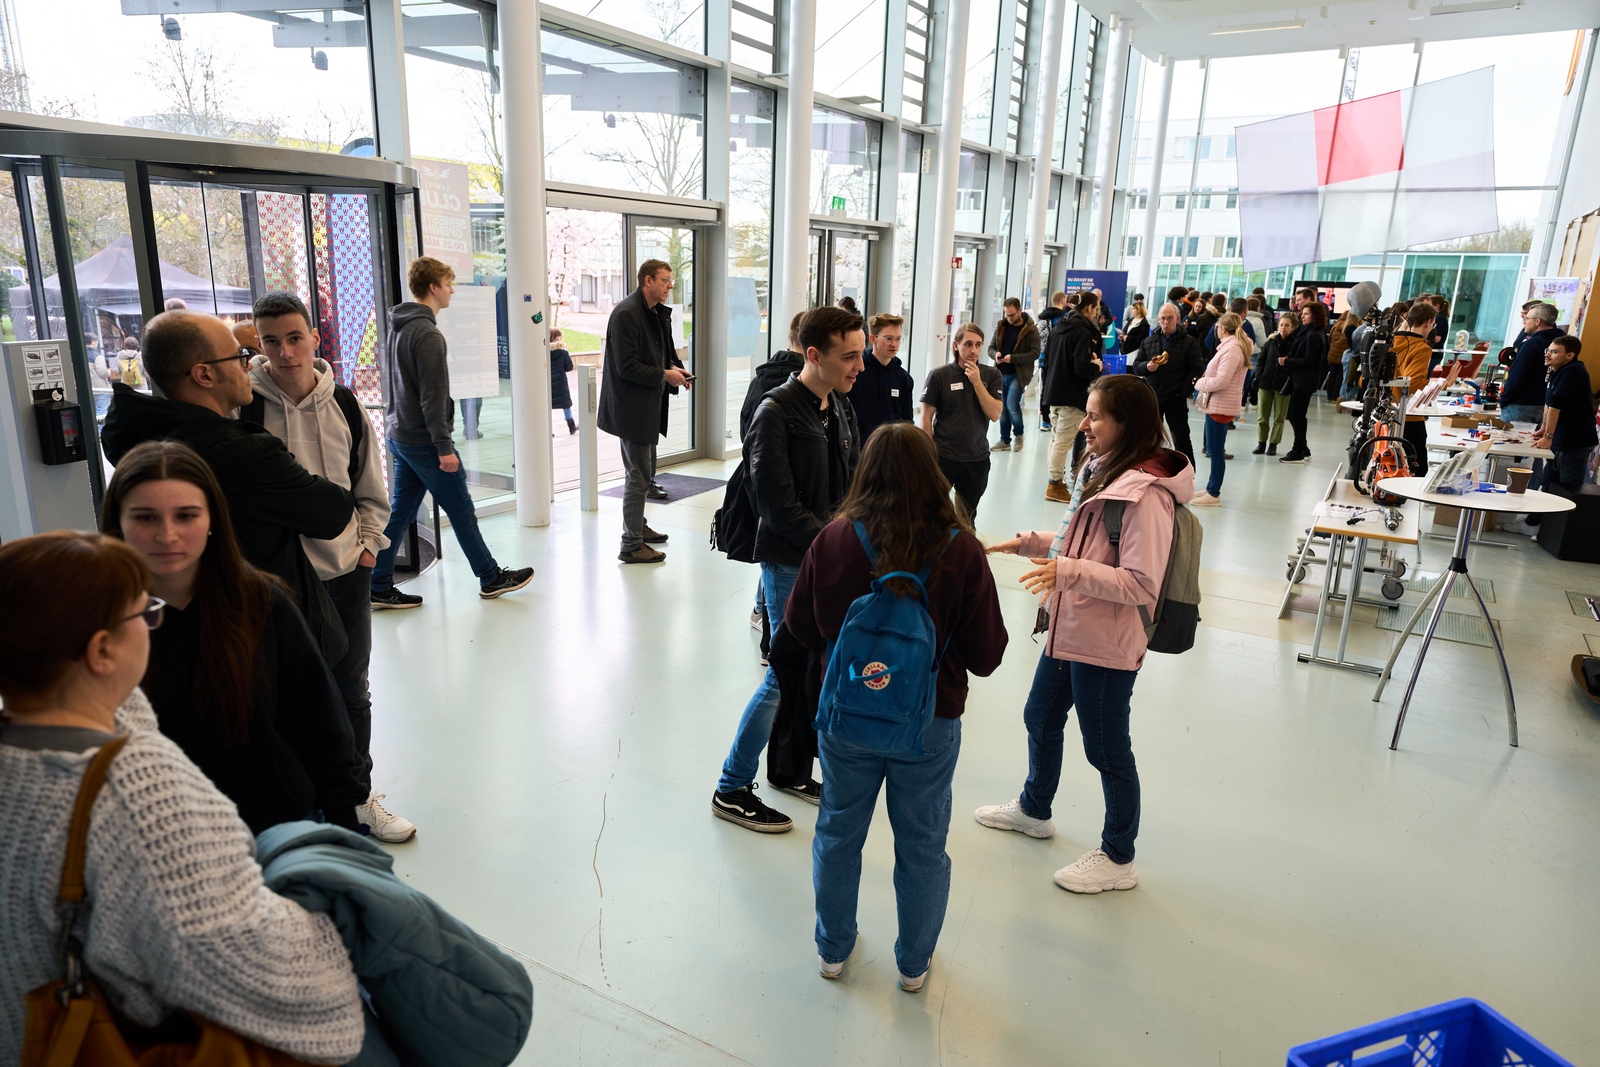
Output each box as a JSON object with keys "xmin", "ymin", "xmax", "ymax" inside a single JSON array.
[
  {"xmin": 1279, "ymin": 451, "xmax": 1309, "ymax": 464},
  {"xmin": 1251, "ymin": 442, "xmax": 1266, "ymax": 455},
  {"xmin": 647, "ymin": 482, "xmax": 669, "ymax": 500},
  {"xmin": 479, "ymin": 566, "xmax": 534, "ymax": 599},
  {"xmin": 371, "ymin": 586, "xmax": 423, "ymax": 610},
  {"xmin": 1267, "ymin": 443, "xmax": 1278, "ymax": 456},
  {"xmin": 772, "ymin": 778, "xmax": 822, "ymax": 806},
  {"xmin": 711, "ymin": 784, "xmax": 793, "ymax": 833},
  {"xmin": 642, "ymin": 525, "xmax": 668, "ymax": 544}
]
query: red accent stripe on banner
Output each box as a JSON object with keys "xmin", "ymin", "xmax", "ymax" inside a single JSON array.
[{"xmin": 1314, "ymin": 91, "xmax": 1405, "ymax": 186}]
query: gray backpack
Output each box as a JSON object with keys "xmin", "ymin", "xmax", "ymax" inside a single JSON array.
[{"xmin": 1102, "ymin": 489, "xmax": 1202, "ymax": 654}]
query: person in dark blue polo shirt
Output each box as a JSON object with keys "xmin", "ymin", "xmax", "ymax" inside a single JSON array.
[
  {"xmin": 1501, "ymin": 303, "xmax": 1563, "ymax": 426},
  {"xmin": 1503, "ymin": 335, "xmax": 1597, "ymax": 536},
  {"xmin": 851, "ymin": 313, "xmax": 915, "ymax": 443}
]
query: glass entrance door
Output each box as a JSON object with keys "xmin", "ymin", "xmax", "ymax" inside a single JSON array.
[
  {"xmin": 807, "ymin": 228, "xmax": 874, "ymax": 309},
  {"xmin": 952, "ymin": 244, "xmax": 981, "ymax": 329}
]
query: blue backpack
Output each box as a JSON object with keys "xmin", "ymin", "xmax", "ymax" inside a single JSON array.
[{"xmin": 814, "ymin": 522, "xmax": 955, "ymax": 759}]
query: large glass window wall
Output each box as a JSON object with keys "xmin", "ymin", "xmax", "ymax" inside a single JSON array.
[
  {"xmin": 544, "ymin": 0, "xmax": 705, "ymax": 54},
  {"xmin": 955, "ymin": 150, "xmax": 988, "ymax": 233},
  {"xmin": 728, "ymin": 81, "xmax": 776, "ymax": 446},
  {"xmin": 814, "ymin": 0, "xmax": 888, "ymax": 106},
  {"xmin": 893, "ymin": 132, "xmax": 922, "ymax": 332},
  {"xmin": 541, "ymin": 28, "xmax": 707, "ymax": 199},
  {"xmin": 810, "ymin": 107, "xmax": 881, "ymax": 218},
  {"xmin": 9, "ymin": 2, "xmax": 374, "ymax": 154},
  {"xmin": 961, "ymin": 0, "xmax": 1002, "ymax": 142}
]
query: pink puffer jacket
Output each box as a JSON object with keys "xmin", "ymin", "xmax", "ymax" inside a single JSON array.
[
  {"xmin": 1194, "ymin": 335, "xmax": 1249, "ymax": 420},
  {"xmin": 1014, "ymin": 450, "xmax": 1195, "ymax": 671}
]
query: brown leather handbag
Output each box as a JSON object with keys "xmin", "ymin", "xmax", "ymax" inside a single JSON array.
[{"xmin": 22, "ymin": 735, "xmax": 316, "ymax": 1067}]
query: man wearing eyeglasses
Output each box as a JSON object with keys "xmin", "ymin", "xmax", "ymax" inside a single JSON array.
[{"xmin": 101, "ymin": 309, "xmax": 357, "ymax": 668}]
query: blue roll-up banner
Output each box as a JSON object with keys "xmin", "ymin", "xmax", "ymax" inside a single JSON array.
[{"xmin": 1060, "ymin": 269, "xmax": 1129, "ymax": 371}]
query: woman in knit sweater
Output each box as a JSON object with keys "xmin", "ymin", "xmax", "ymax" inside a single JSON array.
[
  {"xmin": 1190, "ymin": 313, "xmax": 1252, "ymax": 507},
  {"xmin": 0, "ymin": 532, "xmax": 364, "ymax": 1064},
  {"xmin": 101, "ymin": 440, "xmax": 368, "ymax": 835}
]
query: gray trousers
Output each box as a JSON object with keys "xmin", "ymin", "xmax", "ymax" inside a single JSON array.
[{"xmin": 619, "ymin": 438, "xmax": 657, "ymax": 551}]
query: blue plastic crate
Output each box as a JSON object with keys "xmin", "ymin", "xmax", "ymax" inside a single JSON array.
[{"xmin": 1287, "ymin": 999, "xmax": 1573, "ymax": 1067}]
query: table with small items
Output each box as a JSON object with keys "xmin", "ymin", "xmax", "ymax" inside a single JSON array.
[
  {"xmin": 1371, "ymin": 477, "xmax": 1575, "ymax": 750},
  {"xmin": 1283, "ymin": 474, "xmax": 1422, "ymax": 676}
]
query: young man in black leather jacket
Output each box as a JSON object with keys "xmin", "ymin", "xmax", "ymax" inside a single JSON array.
[{"xmin": 712, "ymin": 306, "xmax": 864, "ymax": 834}]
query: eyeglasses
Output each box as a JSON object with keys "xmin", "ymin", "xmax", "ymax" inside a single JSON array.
[
  {"xmin": 122, "ymin": 596, "xmax": 166, "ymax": 631},
  {"xmin": 199, "ymin": 349, "xmax": 251, "ymax": 369}
]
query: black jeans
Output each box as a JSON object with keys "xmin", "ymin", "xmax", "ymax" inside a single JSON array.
[
  {"xmin": 1159, "ymin": 395, "xmax": 1194, "ymax": 467},
  {"xmin": 1287, "ymin": 388, "xmax": 1315, "ymax": 454},
  {"xmin": 323, "ymin": 565, "xmax": 373, "ymax": 792},
  {"xmin": 938, "ymin": 456, "xmax": 991, "ymax": 522},
  {"xmin": 1400, "ymin": 419, "xmax": 1430, "ymax": 476}
]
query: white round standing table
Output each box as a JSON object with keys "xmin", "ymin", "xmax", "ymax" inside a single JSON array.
[{"xmin": 1371, "ymin": 478, "xmax": 1575, "ymax": 750}]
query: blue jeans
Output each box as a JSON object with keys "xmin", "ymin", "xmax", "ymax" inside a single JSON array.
[
  {"xmin": 1203, "ymin": 416, "xmax": 1228, "ymax": 497},
  {"xmin": 814, "ymin": 715, "xmax": 961, "ymax": 977},
  {"xmin": 1018, "ymin": 652, "xmax": 1141, "ymax": 865},
  {"xmin": 998, "ymin": 375, "xmax": 1025, "ymax": 443},
  {"xmin": 717, "ymin": 562, "xmax": 801, "ymax": 793},
  {"xmin": 372, "ymin": 438, "xmax": 499, "ymax": 589}
]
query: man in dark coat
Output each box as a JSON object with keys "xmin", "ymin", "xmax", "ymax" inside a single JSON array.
[
  {"xmin": 1132, "ymin": 302, "xmax": 1207, "ymax": 466},
  {"xmin": 1036, "ymin": 292, "xmax": 1068, "ymax": 431},
  {"xmin": 740, "ymin": 312, "xmax": 806, "ymax": 439},
  {"xmin": 851, "ymin": 312, "xmax": 916, "ymax": 443},
  {"xmin": 1041, "ymin": 291, "xmax": 1105, "ymax": 502},
  {"xmin": 100, "ymin": 310, "xmax": 356, "ymax": 664},
  {"xmin": 987, "ymin": 298, "xmax": 1041, "ymax": 452},
  {"xmin": 596, "ymin": 258, "xmax": 690, "ymax": 563}
]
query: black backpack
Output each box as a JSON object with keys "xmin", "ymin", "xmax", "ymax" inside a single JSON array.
[
  {"xmin": 709, "ymin": 460, "xmax": 759, "ymax": 563},
  {"xmin": 242, "ymin": 383, "xmax": 368, "ymax": 488}
]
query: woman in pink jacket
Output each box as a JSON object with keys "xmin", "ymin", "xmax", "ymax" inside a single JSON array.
[
  {"xmin": 976, "ymin": 375, "xmax": 1194, "ymax": 893},
  {"xmin": 1191, "ymin": 312, "xmax": 1252, "ymax": 507}
]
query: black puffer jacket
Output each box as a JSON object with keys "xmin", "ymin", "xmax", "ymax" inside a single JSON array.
[
  {"xmin": 1042, "ymin": 309, "xmax": 1105, "ymax": 410},
  {"xmin": 744, "ymin": 376, "xmax": 860, "ymax": 566},
  {"xmin": 1282, "ymin": 325, "xmax": 1328, "ymax": 392},
  {"xmin": 1253, "ymin": 333, "xmax": 1292, "ymax": 394},
  {"xmin": 1132, "ymin": 328, "xmax": 1207, "ymax": 403},
  {"xmin": 1037, "ymin": 306, "xmax": 1065, "ymax": 400},
  {"xmin": 739, "ymin": 349, "xmax": 805, "ymax": 438}
]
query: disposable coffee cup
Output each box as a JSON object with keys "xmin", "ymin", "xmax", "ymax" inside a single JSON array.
[{"xmin": 1506, "ymin": 468, "xmax": 1533, "ymax": 494}]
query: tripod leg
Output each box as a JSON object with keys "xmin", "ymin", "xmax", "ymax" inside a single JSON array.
[
  {"xmin": 1373, "ymin": 569, "xmax": 1448, "ymax": 701},
  {"xmin": 1390, "ymin": 572, "xmax": 1457, "ymax": 750},
  {"xmin": 1464, "ymin": 572, "xmax": 1516, "ymax": 747}
]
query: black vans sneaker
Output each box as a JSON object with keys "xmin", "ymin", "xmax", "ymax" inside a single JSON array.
[
  {"xmin": 479, "ymin": 566, "xmax": 534, "ymax": 599},
  {"xmin": 711, "ymin": 784, "xmax": 793, "ymax": 833},
  {"xmin": 371, "ymin": 586, "xmax": 424, "ymax": 610},
  {"xmin": 772, "ymin": 778, "xmax": 822, "ymax": 806}
]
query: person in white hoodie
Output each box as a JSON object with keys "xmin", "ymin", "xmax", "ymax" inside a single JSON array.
[{"xmin": 243, "ymin": 291, "xmax": 416, "ymax": 843}]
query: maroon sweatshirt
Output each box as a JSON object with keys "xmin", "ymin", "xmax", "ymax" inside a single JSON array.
[{"xmin": 783, "ymin": 519, "xmax": 1009, "ymax": 718}]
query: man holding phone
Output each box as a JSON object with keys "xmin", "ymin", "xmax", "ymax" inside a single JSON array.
[{"xmin": 597, "ymin": 258, "xmax": 690, "ymax": 563}]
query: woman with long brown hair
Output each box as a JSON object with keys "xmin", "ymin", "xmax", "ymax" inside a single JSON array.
[
  {"xmin": 101, "ymin": 440, "xmax": 367, "ymax": 835},
  {"xmin": 784, "ymin": 422, "xmax": 1007, "ymax": 993},
  {"xmin": 0, "ymin": 532, "xmax": 364, "ymax": 1063},
  {"xmin": 978, "ymin": 374, "xmax": 1193, "ymax": 894}
]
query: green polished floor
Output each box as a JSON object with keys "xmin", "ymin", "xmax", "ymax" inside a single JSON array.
[{"xmin": 369, "ymin": 396, "xmax": 1600, "ymax": 1066}]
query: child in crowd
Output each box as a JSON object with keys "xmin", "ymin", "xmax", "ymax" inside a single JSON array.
[{"xmin": 551, "ymin": 328, "xmax": 576, "ymax": 434}]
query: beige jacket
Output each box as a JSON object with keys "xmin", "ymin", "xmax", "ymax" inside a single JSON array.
[{"xmin": 247, "ymin": 356, "xmax": 390, "ymax": 580}]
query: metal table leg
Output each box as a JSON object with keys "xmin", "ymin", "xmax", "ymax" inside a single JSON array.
[
  {"xmin": 1308, "ymin": 533, "xmax": 1344, "ymax": 661},
  {"xmin": 1278, "ymin": 528, "xmax": 1322, "ymax": 619},
  {"xmin": 1334, "ymin": 536, "xmax": 1369, "ymax": 665},
  {"xmin": 1372, "ymin": 569, "xmax": 1448, "ymax": 701},
  {"xmin": 1463, "ymin": 571, "xmax": 1517, "ymax": 747},
  {"xmin": 1388, "ymin": 509, "xmax": 1478, "ymax": 750}
]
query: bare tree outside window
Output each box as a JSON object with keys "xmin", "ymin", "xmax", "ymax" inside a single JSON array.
[{"xmin": 135, "ymin": 35, "xmax": 279, "ymax": 144}]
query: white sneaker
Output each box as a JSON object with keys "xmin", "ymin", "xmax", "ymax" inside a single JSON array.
[
  {"xmin": 749, "ymin": 609, "xmax": 763, "ymax": 631},
  {"xmin": 1053, "ymin": 849, "xmax": 1137, "ymax": 894},
  {"xmin": 899, "ymin": 969, "xmax": 927, "ymax": 993},
  {"xmin": 1499, "ymin": 518, "xmax": 1538, "ymax": 537},
  {"xmin": 357, "ymin": 792, "xmax": 416, "ymax": 843},
  {"xmin": 1190, "ymin": 492, "xmax": 1221, "ymax": 507},
  {"xmin": 974, "ymin": 800, "xmax": 1055, "ymax": 839},
  {"xmin": 819, "ymin": 955, "xmax": 843, "ymax": 979}
]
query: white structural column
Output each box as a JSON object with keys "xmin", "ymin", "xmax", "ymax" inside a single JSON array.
[
  {"xmin": 368, "ymin": 0, "xmax": 410, "ymax": 163},
  {"xmin": 1025, "ymin": 0, "xmax": 1067, "ymax": 313},
  {"xmin": 499, "ymin": 1, "xmax": 553, "ymax": 527},
  {"xmin": 1136, "ymin": 56, "xmax": 1174, "ymax": 296},
  {"xmin": 1088, "ymin": 17, "xmax": 1130, "ymax": 268},
  {"xmin": 925, "ymin": 0, "xmax": 972, "ymax": 367},
  {"xmin": 774, "ymin": 2, "xmax": 817, "ymax": 343}
]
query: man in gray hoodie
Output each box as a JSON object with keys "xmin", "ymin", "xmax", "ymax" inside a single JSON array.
[
  {"xmin": 245, "ymin": 292, "xmax": 415, "ymax": 844},
  {"xmin": 370, "ymin": 257, "xmax": 533, "ymax": 603}
]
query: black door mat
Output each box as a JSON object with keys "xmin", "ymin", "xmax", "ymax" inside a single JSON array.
[{"xmin": 600, "ymin": 472, "xmax": 728, "ymax": 501}]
